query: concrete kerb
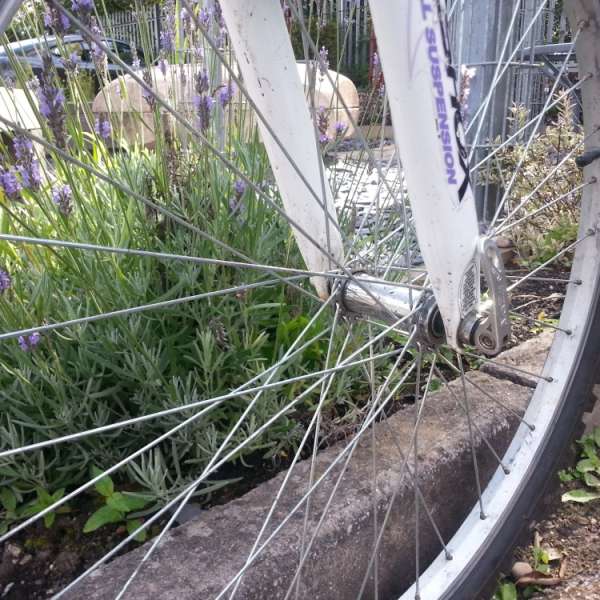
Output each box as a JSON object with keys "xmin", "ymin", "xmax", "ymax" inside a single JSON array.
[
  {"xmin": 65, "ymin": 336, "xmax": 557, "ymax": 600},
  {"xmin": 480, "ymin": 331, "xmax": 555, "ymax": 388}
]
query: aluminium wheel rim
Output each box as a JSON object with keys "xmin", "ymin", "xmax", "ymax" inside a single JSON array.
[{"xmin": 0, "ymin": 1, "xmax": 597, "ymax": 599}]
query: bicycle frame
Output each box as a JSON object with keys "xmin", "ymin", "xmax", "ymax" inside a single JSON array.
[{"xmin": 223, "ymin": 0, "xmax": 490, "ymax": 350}]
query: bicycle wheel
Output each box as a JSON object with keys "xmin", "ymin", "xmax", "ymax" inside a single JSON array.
[{"xmin": 0, "ymin": 1, "xmax": 598, "ymax": 599}]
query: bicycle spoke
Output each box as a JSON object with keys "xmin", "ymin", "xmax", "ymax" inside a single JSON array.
[{"xmin": 356, "ymin": 356, "xmax": 438, "ymax": 600}]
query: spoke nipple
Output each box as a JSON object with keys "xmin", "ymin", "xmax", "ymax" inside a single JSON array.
[
  {"xmin": 565, "ymin": 329, "xmax": 573, "ymax": 336},
  {"xmin": 502, "ymin": 467, "xmax": 511, "ymax": 475},
  {"xmin": 445, "ymin": 552, "xmax": 453, "ymax": 561},
  {"xmin": 480, "ymin": 512, "xmax": 487, "ymax": 520},
  {"xmin": 574, "ymin": 279, "xmax": 583, "ymax": 285},
  {"xmin": 590, "ymin": 177, "xmax": 598, "ymax": 184},
  {"xmin": 529, "ymin": 424, "xmax": 536, "ymax": 432}
]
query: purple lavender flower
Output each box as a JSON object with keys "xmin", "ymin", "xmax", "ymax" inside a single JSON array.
[
  {"xmin": 199, "ymin": 7, "xmax": 211, "ymax": 29},
  {"xmin": 316, "ymin": 106, "xmax": 330, "ymax": 145},
  {"xmin": 181, "ymin": 7, "xmax": 193, "ymax": 33},
  {"xmin": 0, "ymin": 269, "xmax": 11, "ymax": 293},
  {"xmin": 132, "ymin": 49, "xmax": 141, "ymax": 72},
  {"xmin": 71, "ymin": 0, "xmax": 95, "ymax": 30},
  {"xmin": 372, "ymin": 52, "xmax": 380, "ymax": 68},
  {"xmin": 52, "ymin": 184, "xmax": 73, "ymax": 216},
  {"xmin": 318, "ymin": 46, "xmax": 329, "ymax": 76},
  {"xmin": 36, "ymin": 55, "xmax": 66, "ymax": 148},
  {"xmin": 213, "ymin": 1, "xmax": 224, "ymax": 28},
  {"xmin": 142, "ymin": 69, "xmax": 156, "ymax": 109},
  {"xmin": 18, "ymin": 163, "xmax": 41, "ymax": 190},
  {"xmin": 0, "ymin": 167, "xmax": 22, "ymax": 201},
  {"xmin": 192, "ymin": 69, "xmax": 214, "ymax": 130},
  {"xmin": 158, "ymin": 55, "xmax": 168, "ymax": 77},
  {"xmin": 66, "ymin": 51, "xmax": 80, "ymax": 71},
  {"xmin": 234, "ymin": 180, "xmax": 246, "ymax": 196},
  {"xmin": 194, "ymin": 94, "xmax": 214, "ymax": 133},
  {"xmin": 194, "ymin": 46, "xmax": 204, "ymax": 61},
  {"xmin": 334, "ymin": 121, "xmax": 347, "ymax": 137},
  {"xmin": 229, "ymin": 179, "xmax": 246, "ymax": 218},
  {"xmin": 13, "ymin": 136, "xmax": 41, "ymax": 191},
  {"xmin": 94, "ymin": 117, "xmax": 111, "ymax": 141},
  {"xmin": 44, "ymin": 6, "xmax": 70, "ymax": 34},
  {"xmin": 217, "ymin": 82, "xmax": 235, "ymax": 109},
  {"xmin": 72, "ymin": 0, "xmax": 94, "ymax": 17},
  {"xmin": 18, "ymin": 332, "xmax": 41, "ymax": 352},
  {"xmin": 13, "ymin": 136, "xmax": 33, "ymax": 162},
  {"xmin": 216, "ymin": 27, "xmax": 227, "ymax": 50},
  {"xmin": 161, "ymin": 0, "xmax": 176, "ymax": 53},
  {"xmin": 90, "ymin": 21, "xmax": 107, "ymax": 70},
  {"xmin": 195, "ymin": 69, "xmax": 209, "ymax": 95}
]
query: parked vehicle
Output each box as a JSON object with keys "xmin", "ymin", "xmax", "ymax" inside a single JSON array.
[{"xmin": 0, "ymin": 34, "xmax": 144, "ymax": 84}]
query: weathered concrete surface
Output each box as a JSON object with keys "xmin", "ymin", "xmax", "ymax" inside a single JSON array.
[
  {"xmin": 481, "ymin": 331, "xmax": 554, "ymax": 388},
  {"xmin": 68, "ymin": 373, "xmax": 530, "ymax": 600}
]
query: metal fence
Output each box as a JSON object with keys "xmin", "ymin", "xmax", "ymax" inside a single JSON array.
[
  {"xmin": 100, "ymin": 1, "xmax": 371, "ymax": 70},
  {"xmin": 100, "ymin": 5, "xmax": 162, "ymax": 55}
]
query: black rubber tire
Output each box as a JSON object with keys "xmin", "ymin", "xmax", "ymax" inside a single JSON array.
[{"xmin": 442, "ymin": 298, "xmax": 600, "ymax": 599}]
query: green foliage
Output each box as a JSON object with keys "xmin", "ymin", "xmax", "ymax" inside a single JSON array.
[
  {"xmin": 560, "ymin": 427, "xmax": 600, "ymax": 503},
  {"xmin": 83, "ymin": 467, "xmax": 150, "ymax": 541},
  {"xmin": 493, "ymin": 582, "xmax": 518, "ymax": 600},
  {"xmin": 0, "ymin": 4, "xmax": 385, "ymax": 528},
  {"xmin": 2, "ymin": 487, "xmax": 71, "ymax": 541},
  {"xmin": 291, "ymin": 18, "xmax": 339, "ymax": 69},
  {"xmin": 482, "ymin": 97, "xmax": 583, "ymax": 267},
  {"xmin": 531, "ymin": 546, "xmax": 550, "ymax": 574}
]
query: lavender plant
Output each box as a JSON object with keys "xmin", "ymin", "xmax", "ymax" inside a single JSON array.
[{"xmin": 0, "ymin": 0, "xmax": 382, "ymax": 527}]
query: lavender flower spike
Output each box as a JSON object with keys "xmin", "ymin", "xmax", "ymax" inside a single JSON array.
[
  {"xmin": 44, "ymin": 6, "xmax": 70, "ymax": 34},
  {"xmin": 71, "ymin": 0, "xmax": 95, "ymax": 29},
  {"xmin": 234, "ymin": 179, "xmax": 246, "ymax": 196},
  {"xmin": 334, "ymin": 121, "xmax": 347, "ymax": 137},
  {"xmin": 52, "ymin": 184, "xmax": 73, "ymax": 216},
  {"xmin": 18, "ymin": 332, "xmax": 41, "ymax": 352},
  {"xmin": 161, "ymin": 0, "xmax": 176, "ymax": 53},
  {"xmin": 36, "ymin": 55, "xmax": 67, "ymax": 148},
  {"xmin": 218, "ymin": 82, "xmax": 236, "ymax": 109},
  {"xmin": 0, "ymin": 167, "xmax": 22, "ymax": 201},
  {"xmin": 94, "ymin": 117, "xmax": 112, "ymax": 141},
  {"xmin": 318, "ymin": 46, "xmax": 329, "ymax": 76},
  {"xmin": 0, "ymin": 269, "xmax": 11, "ymax": 293},
  {"xmin": 194, "ymin": 94, "xmax": 214, "ymax": 133},
  {"xmin": 13, "ymin": 136, "xmax": 41, "ymax": 191}
]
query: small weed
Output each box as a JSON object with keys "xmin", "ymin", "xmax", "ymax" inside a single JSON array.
[
  {"xmin": 84, "ymin": 467, "xmax": 152, "ymax": 542},
  {"xmin": 560, "ymin": 426, "xmax": 600, "ymax": 503}
]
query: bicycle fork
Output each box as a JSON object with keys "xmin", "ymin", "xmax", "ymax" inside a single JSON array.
[{"xmin": 222, "ymin": 0, "xmax": 510, "ymax": 356}]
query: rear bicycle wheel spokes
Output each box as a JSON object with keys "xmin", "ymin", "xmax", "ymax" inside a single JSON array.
[{"xmin": 0, "ymin": 2, "xmax": 597, "ymax": 600}]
